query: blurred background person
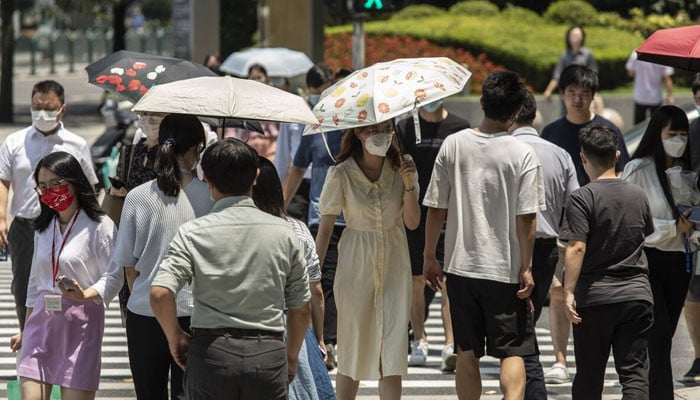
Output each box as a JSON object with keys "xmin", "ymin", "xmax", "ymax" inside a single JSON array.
[{"xmin": 626, "ymin": 49, "xmax": 674, "ymax": 124}]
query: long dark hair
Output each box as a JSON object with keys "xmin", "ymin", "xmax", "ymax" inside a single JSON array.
[
  {"xmin": 632, "ymin": 105, "xmax": 690, "ymax": 219},
  {"xmin": 33, "ymin": 151, "xmax": 104, "ymax": 232},
  {"xmin": 335, "ymin": 125, "xmax": 402, "ymax": 170},
  {"xmin": 154, "ymin": 114, "xmax": 205, "ymax": 197},
  {"xmin": 252, "ymin": 156, "xmax": 286, "ymax": 218}
]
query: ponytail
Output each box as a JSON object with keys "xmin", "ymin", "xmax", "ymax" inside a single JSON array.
[{"xmin": 154, "ymin": 114, "xmax": 206, "ymax": 197}]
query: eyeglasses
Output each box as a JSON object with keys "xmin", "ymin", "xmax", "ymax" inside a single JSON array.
[{"xmin": 35, "ymin": 179, "xmax": 67, "ymax": 196}]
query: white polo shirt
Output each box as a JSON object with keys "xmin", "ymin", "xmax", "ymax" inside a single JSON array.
[
  {"xmin": 0, "ymin": 123, "xmax": 98, "ymax": 219},
  {"xmin": 626, "ymin": 51, "xmax": 674, "ymax": 106},
  {"xmin": 423, "ymin": 129, "xmax": 545, "ymax": 284}
]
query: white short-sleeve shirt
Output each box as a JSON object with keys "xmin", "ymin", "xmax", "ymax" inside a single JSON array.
[
  {"xmin": 423, "ymin": 129, "xmax": 545, "ymax": 284},
  {"xmin": 626, "ymin": 51, "xmax": 674, "ymax": 106},
  {"xmin": 0, "ymin": 124, "xmax": 99, "ymax": 219}
]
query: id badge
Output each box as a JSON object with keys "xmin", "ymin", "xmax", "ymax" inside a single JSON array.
[{"xmin": 45, "ymin": 295, "xmax": 62, "ymax": 312}]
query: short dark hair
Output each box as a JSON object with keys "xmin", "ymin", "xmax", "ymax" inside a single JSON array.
[
  {"xmin": 692, "ymin": 73, "xmax": 700, "ymax": 95},
  {"xmin": 248, "ymin": 63, "xmax": 268, "ymax": 78},
  {"xmin": 481, "ymin": 71, "xmax": 527, "ymax": 122},
  {"xmin": 334, "ymin": 68, "xmax": 354, "ymax": 82},
  {"xmin": 565, "ymin": 25, "xmax": 585, "ymax": 50},
  {"xmin": 306, "ymin": 63, "xmax": 333, "ymax": 89},
  {"xmin": 32, "ymin": 80, "xmax": 65, "ymax": 104},
  {"xmin": 579, "ymin": 124, "xmax": 618, "ymax": 168},
  {"xmin": 154, "ymin": 114, "xmax": 206, "ymax": 197},
  {"xmin": 559, "ymin": 65, "xmax": 598, "ymax": 94},
  {"xmin": 201, "ymin": 138, "xmax": 259, "ymax": 196},
  {"xmin": 515, "ymin": 91, "xmax": 537, "ymax": 126},
  {"xmin": 33, "ymin": 151, "xmax": 104, "ymax": 232},
  {"xmin": 252, "ymin": 156, "xmax": 285, "ymax": 218}
]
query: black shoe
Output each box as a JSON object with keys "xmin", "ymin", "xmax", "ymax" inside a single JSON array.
[{"xmin": 682, "ymin": 358, "xmax": 700, "ymax": 382}]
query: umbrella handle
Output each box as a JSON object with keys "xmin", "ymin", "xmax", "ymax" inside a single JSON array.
[{"xmin": 411, "ymin": 108, "xmax": 422, "ymax": 145}]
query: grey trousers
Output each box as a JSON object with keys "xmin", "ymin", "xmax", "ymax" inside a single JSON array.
[
  {"xmin": 8, "ymin": 218, "xmax": 34, "ymax": 330},
  {"xmin": 185, "ymin": 334, "xmax": 288, "ymax": 400}
]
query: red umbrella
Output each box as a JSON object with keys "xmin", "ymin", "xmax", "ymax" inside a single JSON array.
[{"xmin": 636, "ymin": 25, "xmax": 700, "ymax": 71}]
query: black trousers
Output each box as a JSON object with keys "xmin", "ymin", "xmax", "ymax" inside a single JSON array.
[
  {"xmin": 8, "ymin": 217, "xmax": 35, "ymax": 330},
  {"xmin": 126, "ymin": 310, "xmax": 191, "ymax": 400},
  {"xmin": 634, "ymin": 103, "xmax": 661, "ymax": 125},
  {"xmin": 523, "ymin": 239, "xmax": 557, "ymax": 400},
  {"xmin": 286, "ymin": 179, "xmax": 310, "ymax": 224},
  {"xmin": 644, "ymin": 248, "xmax": 692, "ymax": 400},
  {"xmin": 572, "ymin": 300, "xmax": 653, "ymax": 400},
  {"xmin": 310, "ymin": 224, "xmax": 345, "ymax": 345}
]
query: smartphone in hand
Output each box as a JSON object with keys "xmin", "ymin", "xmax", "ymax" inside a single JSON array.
[
  {"xmin": 108, "ymin": 177, "xmax": 126, "ymax": 190},
  {"xmin": 56, "ymin": 277, "xmax": 77, "ymax": 292}
]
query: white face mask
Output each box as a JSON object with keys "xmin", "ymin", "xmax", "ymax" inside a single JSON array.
[
  {"xmin": 31, "ymin": 109, "xmax": 61, "ymax": 133},
  {"xmin": 663, "ymin": 136, "xmax": 687, "ymax": 158},
  {"xmin": 138, "ymin": 114, "xmax": 165, "ymax": 141},
  {"xmin": 364, "ymin": 132, "xmax": 393, "ymax": 156}
]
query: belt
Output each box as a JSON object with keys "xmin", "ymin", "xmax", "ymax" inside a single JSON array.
[
  {"xmin": 190, "ymin": 327, "xmax": 283, "ymax": 341},
  {"xmin": 535, "ymin": 237, "xmax": 557, "ymax": 245}
]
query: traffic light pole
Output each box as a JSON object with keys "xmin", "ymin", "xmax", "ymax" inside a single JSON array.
[{"xmin": 352, "ymin": 14, "xmax": 365, "ymax": 70}]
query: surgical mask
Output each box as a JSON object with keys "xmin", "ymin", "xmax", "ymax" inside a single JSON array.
[
  {"xmin": 364, "ymin": 132, "xmax": 393, "ymax": 156},
  {"xmin": 422, "ymin": 100, "xmax": 443, "ymax": 113},
  {"xmin": 138, "ymin": 114, "xmax": 165, "ymax": 141},
  {"xmin": 308, "ymin": 94, "xmax": 321, "ymax": 107},
  {"xmin": 39, "ymin": 183, "xmax": 74, "ymax": 212},
  {"xmin": 31, "ymin": 109, "xmax": 61, "ymax": 133},
  {"xmin": 663, "ymin": 136, "xmax": 687, "ymax": 158}
]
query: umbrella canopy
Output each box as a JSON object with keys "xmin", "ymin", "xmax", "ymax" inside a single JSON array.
[
  {"xmin": 220, "ymin": 47, "xmax": 314, "ymax": 78},
  {"xmin": 303, "ymin": 57, "xmax": 471, "ymax": 136},
  {"xmin": 131, "ymin": 76, "xmax": 318, "ymax": 125},
  {"xmin": 636, "ymin": 25, "xmax": 700, "ymax": 71},
  {"xmin": 198, "ymin": 116, "xmax": 263, "ymax": 133},
  {"xmin": 86, "ymin": 50, "xmax": 217, "ymax": 103}
]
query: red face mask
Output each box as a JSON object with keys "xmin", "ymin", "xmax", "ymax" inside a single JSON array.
[{"xmin": 39, "ymin": 184, "xmax": 74, "ymax": 212}]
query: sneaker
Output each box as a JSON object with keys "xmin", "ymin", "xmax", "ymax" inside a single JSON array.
[
  {"xmin": 325, "ymin": 343, "xmax": 337, "ymax": 370},
  {"xmin": 408, "ymin": 339, "xmax": 428, "ymax": 366},
  {"xmin": 682, "ymin": 358, "xmax": 700, "ymax": 382},
  {"xmin": 544, "ymin": 363, "xmax": 571, "ymax": 384},
  {"xmin": 440, "ymin": 343, "xmax": 457, "ymax": 372}
]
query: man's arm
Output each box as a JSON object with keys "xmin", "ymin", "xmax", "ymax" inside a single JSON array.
[
  {"xmin": 0, "ymin": 180, "xmax": 9, "ymax": 246},
  {"xmin": 515, "ymin": 213, "xmax": 536, "ymax": 299},
  {"xmin": 423, "ymin": 207, "xmax": 447, "ymax": 291},
  {"xmin": 563, "ymin": 240, "xmax": 586, "ymax": 324},
  {"xmin": 151, "ymin": 286, "xmax": 189, "ymax": 369},
  {"xmin": 286, "ymin": 302, "xmax": 311, "ymax": 384},
  {"xmin": 663, "ymin": 75, "xmax": 674, "ymax": 105},
  {"xmin": 309, "ymin": 281, "xmax": 325, "ymax": 348},
  {"xmin": 283, "ymin": 166, "xmax": 308, "ymax": 209}
]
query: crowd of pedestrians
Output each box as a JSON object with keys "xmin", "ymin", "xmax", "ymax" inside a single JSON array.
[{"xmin": 0, "ymin": 24, "xmax": 699, "ymax": 400}]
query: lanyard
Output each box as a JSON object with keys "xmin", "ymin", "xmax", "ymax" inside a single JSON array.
[
  {"xmin": 684, "ymin": 233, "xmax": 692, "ymax": 274},
  {"xmin": 51, "ymin": 209, "xmax": 80, "ymax": 287}
]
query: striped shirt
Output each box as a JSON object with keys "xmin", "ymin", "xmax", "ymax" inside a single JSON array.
[
  {"xmin": 112, "ymin": 179, "xmax": 213, "ymax": 317},
  {"xmin": 287, "ymin": 217, "xmax": 321, "ymax": 282}
]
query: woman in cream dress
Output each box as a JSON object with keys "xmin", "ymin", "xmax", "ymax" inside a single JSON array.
[{"xmin": 316, "ymin": 120, "xmax": 420, "ymax": 400}]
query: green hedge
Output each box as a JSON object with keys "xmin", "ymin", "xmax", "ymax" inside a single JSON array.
[{"xmin": 327, "ymin": 14, "xmax": 643, "ymax": 91}]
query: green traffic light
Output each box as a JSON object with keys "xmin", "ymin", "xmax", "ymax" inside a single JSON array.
[{"xmin": 363, "ymin": 0, "xmax": 384, "ymax": 9}]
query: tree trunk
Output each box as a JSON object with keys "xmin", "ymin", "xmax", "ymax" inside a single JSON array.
[
  {"xmin": 112, "ymin": 1, "xmax": 128, "ymax": 52},
  {"xmin": 0, "ymin": 0, "xmax": 15, "ymax": 123}
]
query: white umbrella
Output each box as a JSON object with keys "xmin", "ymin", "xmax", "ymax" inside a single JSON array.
[
  {"xmin": 131, "ymin": 76, "xmax": 317, "ymax": 125},
  {"xmin": 220, "ymin": 47, "xmax": 314, "ymax": 77},
  {"xmin": 302, "ymin": 57, "xmax": 470, "ymax": 143}
]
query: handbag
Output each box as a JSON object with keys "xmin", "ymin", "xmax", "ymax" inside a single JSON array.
[{"xmin": 101, "ymin": 144, "xmax": 135, "ymax": 228}]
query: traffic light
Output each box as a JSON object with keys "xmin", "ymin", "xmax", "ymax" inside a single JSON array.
[{"xmin": 351, "ymin": 0, "xmax": 402, "ymax": 13}]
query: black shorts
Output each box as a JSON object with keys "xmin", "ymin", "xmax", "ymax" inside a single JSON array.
[
  {"xmin": 406, "ymin": 223, "xmax": 445, "ymax": 276},
  {"xmin": 446, "ymin": 273, "xmax": 538, "ymax": 359}
]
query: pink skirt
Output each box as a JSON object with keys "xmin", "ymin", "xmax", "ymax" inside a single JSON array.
[{"xmin": 18, "ymin": 291, "xmax": 105, "ymax": 391}]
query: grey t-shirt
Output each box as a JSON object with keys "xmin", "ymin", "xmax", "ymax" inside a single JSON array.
[{"xmin": 560, "ymin": 179, "xmax": 654, "ymax": 307}]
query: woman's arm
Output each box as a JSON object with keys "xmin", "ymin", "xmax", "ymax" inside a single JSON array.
[
  {"xmin": 125, "ymin": 266, "xmax": 139, "ymax": 292},
  {"xmin": 400, "ymin": 156, "xmax": 420, "ymax": 230},
  {"xmin": 315, "ymin": 215, "xmax": 337, "ymax": 269}
]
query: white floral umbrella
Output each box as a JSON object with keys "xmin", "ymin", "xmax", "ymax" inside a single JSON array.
[{"xmin": 303, "ymin": 57, "xmax": 471, "ymax": 142}]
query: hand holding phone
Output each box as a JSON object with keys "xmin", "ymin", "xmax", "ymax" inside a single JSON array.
[
  {"xmin": 56, "ymin": 276, "xmax": 77, "ymax": 292},
  {"xmin": 108, "ymin": 177, "xmax": 126, "ymax": 190}
]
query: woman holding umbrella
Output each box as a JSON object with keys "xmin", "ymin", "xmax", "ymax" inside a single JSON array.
[{"xmin": 315, "ymin": 119, "xmax": 420, "ymax": 400}]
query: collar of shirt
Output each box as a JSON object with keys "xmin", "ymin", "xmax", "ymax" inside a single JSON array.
[
  {"xmin": 511, "ymin": 126, "xmax": 539, "ymax": 138},
  {"xmin": 210, "ymin": 195, "xmax": 257, "ymax": 213},
  {"xmin": 347, "ymin": 157, "xmax": 395, "ymax": 195}
]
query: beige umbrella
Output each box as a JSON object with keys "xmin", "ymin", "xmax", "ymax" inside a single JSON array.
[{"xmin": 131, "ymin": 75, "xmax": 317, "ymax": 125}]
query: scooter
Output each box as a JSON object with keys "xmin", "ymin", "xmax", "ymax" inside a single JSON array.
[{"xmin": 90, "ymin": 97, "xmax": 137, "ymax": 192}]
